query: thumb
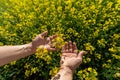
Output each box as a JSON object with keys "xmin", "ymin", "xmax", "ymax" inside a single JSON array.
[{"xmin": 78, "ymin": 51, "xmax": 87, "ymax": 59}]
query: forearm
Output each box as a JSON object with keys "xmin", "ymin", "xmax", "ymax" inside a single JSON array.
[
  {"xmin": 0, "ymin": 43, "xmax": 33, "ymax": 66},
  {"xmin": 51, "ymin": 67, "xmax": 73, "ymax": 80}
]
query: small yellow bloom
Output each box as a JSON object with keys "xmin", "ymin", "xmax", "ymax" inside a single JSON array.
[
  {"xmin": 49, "ymin": 67, "xmax": 59, "ymax": 77},
  {"xmin": 57, "ymin": 6, "xmax": 62, "ymax": 12},
  {"xmin": 24, "ymin": 63, "xmax": 30, "ymax": 69},
  {"xmin": 31, "ymin": 67, "xmax": 38, "ymax": 74},
  {"xmin": 10, "ymin": 61, "xmax": 16, "ymax": 65},
  {"xmin": 83, "ymin": 74, "xmax": 86, "ymax": 78},
  {"xmin": 109, "ymin": 47, "xmax": 117, "ymax": 53},
  {"xmin": 88, "ymin": 67, "xmax": 92, "ymax": 72},
  {"xmin": 86, "ymin": 58, "xmax": 91, "ymax": 62},
  {"xmin": 113, "ymin": 34, "xmax": 120, "ymax": 39},
  {"xmin": 84, "ymin": 43, "xmax": 95, "ymax": 51},
  {"xmin": 94, "ymin": 71, "xmax": 98, "ymax": 76},
  {"xmin": 106, "ymin": 59, "xmax": 111, "ymax": 63},
  {"xmin": 114, "ymin": 73, "xmax": 120, "ymax": 78},
  {"xmin": 112, "ymin": 54, "xmax": 120, "ymax": 59},
  {"xmin": 25, "ymin": 70, "xmax": 30, "ymax": 77},
  {"xmin": 3, "ymin": 65, "xmax": 9, "ymax": 69},
  {"xmin": 86, "ymin": 47, "xmax": 91, "ymax": 50},
  {"xmin": 90, "ymin": 5, "xmax": 95, "ymax": 10},
  {"xmin": 52, "ymin": 35, "xmax": 65, "ymax": 49}
]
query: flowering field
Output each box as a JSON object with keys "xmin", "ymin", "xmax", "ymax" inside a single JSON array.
[{"xmin": 0, "ymin": 0, "xmax": 120, "ymax": 80}]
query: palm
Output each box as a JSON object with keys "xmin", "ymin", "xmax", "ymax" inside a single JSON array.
[
  {"xmin": 61, "ymin": 41, "xmax": 86, "ymax": 71},
  {"xmin": 31, "ymin": 31, "xmax": 57, "ymax": 52}
]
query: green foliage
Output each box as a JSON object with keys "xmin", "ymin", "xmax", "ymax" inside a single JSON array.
[{"xmin": 0, "ymin": 0, "xmax": 120, "ymax": 80}]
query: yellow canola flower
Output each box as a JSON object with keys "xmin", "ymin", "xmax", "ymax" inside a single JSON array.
[
  {"xmin": 107, "ymin": 2, "xmax": 113, "ymax": 8},
  {"xmin": 65, "ymin": 0, "xmax": 72, "ymax": 5},
  {"xmin": 3, "ymin": 65, "xmax": 9, "ymax": 69},
  {"xmin": 83, "ymin": 74, "xmax": 86, "ymax": 78},
  {"xmin": 98, "ymin": 0, "xmax": 103, "ymax": 4},
  {"xmin": 97, "ymin": 38, "xmax": 107, "ymax": 48},
  {"xmin": 93, "ymin": 69, "xmax": 98, "ymax": 76},
  {"xmin": 35, "ymin": 46, "xmax": 52, "ymax": 64},
  {"xmin": 95, "ymin": 53, "xmax": 101, "ymax": 59},
  {"xmin": 46, "ymin": 55, "xmax": 52, "ymax": 64},
  {"xmin": 114, "ymin": 73, "xmax": 120, "ymax": 78},
  {"xmin": 36, "ymin": 46, "xmax": 48, "ymax": 58},
  {"xmin": 40, "ymin": 25, "xmax": 47, "ymax": 32},
  {"xmin": 86, "ymin": 58, "xmax": 91, "ymax": 62},
  {"xmin": 57, "ymin": 6, "xmax": 62, "ymax": 12},
  {"xmin": 77, "ymin": 67, "xmax": 98, "ymax": 79},
  {"xmin": 49, "ymin": 67, "xmax": 59, "ymax": 77},
  {"xmin": 88, "ymin": 67, "xmax": 92, "ymax": 72},
  {"xmin": 52, "ymin": 35, "xmax": 65, "ymax": 49},
  {"xmin": 109, "ymin": 47, "xmax": 117, "ymax": 53},
  {"xmin": 90, "ymin": 5, "xmax": 95, "ymax": 10},
  {"xmin": 116, "ymin": 67, "xmax": 120, "ymax": 70},
  {"xmin": 25, "ymin": 70, "xmax": 30, "ymax": 77},
  {"xmin": 103, "ymin": 26, "xmax": 109, "ymax": 31},
  {"xmin": 85, "ymin": 47, "xmax": 91, "ymax": 51},
  {"xmin": 24, "ymin": 63, "xmax": 30, "ymax": 69},
  {"xmin": 31, "ymin": 67, "xmax": 39, "ymax": 74},
  {"xmin": 70, "ymin": 7, "xmax": 76, "ymax": 15},
  {"xmin": 106, "ymin": 59, "xmax": 111, "ymax": 63},
  {"xmin": 102, "ymin": 63, "xmax": 110, "ymax": 68},
  {"xmin": 112, "ymin": 54, "xmax": 120, "ymax": 59},
  {"xmin": 84, "ymin": 43, "xmax": 95, "ymax": 51},
  {"xmin": 113, "ymin": 34, "xmax": 120, "ymax": 39},
  {"xmin": 116, "ymin": 0, "xmax": 120, "ymax": 4},
  {"xmin": 10, "ymin": 61, "xmax": 16, "ymax": 65}
]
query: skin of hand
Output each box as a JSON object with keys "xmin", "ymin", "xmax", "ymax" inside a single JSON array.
[
  {"xmin": 51, "ymin": 41, "xmax": 86, "ymax": 80},
  {"xmin": 30, "ymin": 31, "xmax": 58, "ymax": 53},
  {"xmin": 60, "ymin": 41, "xmax": 86, "ymax": 72},
  {"xmin": 0, "ymin": 31, "xmax": 58, "ymax": 66}
]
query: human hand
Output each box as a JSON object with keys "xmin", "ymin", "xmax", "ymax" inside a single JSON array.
[
  {"xmin": 60, "ymin": 41, "xmax": 86, "ymax": 72},
  {"xmin": 30, "ymin": 31, "xmax": 58, "ymax": 53}
]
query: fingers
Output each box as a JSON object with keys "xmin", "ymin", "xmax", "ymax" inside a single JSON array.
[
  {"xmin": 40, "ymin": 31, "xmax": 48, "ymax": 37},
  {"xmin": 62, "ymin": 45, "xmax": 66, "ymax": 53},
  {"xmin": 44, "ymin": 43, "xmax": 59, "ymax": 51},
  {"xmin": 78, "ymin": 51, "xmax": 87, "ymax": 59},
  {"xmin": 62, "ymin": 42, "xmax": 69, "ymax": 53},
  {"xmin": 62, "ymin": 41, "xmax": 78, "ymax": 53},
  {"xmin": 69, "ymin": 41, "xmax": 73, "ymax": 53},
  {"xmin": 73, "ymin": 42, "xmax": 78, "ymax": 54},
  {"xmin": 46, "ymin": 35, "xmax": 57, "ymax": 43},
  {"xmin": 65, "ymin": 42, "xmax": 69, "ymax": 52},
  {"xmin": 49, "ymin": 35, "xmax": 57, "ymax": 41}
]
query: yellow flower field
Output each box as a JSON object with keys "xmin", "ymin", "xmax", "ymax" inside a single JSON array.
[{"xmin": 0, "ymin": 0, "xmax": 120, "ymax": 80}]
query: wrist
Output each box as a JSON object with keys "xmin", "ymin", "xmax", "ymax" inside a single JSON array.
[
  {"xmin": 54, "ymin": 66, "xmax": 73, "ymax": 80},
  {"xmin": 23, "ymin": 43, "xmax": 33, "ymax": 53},
  {"xmin": 59, "ymin": 66, "xmax": 73, "ymax": 75}
]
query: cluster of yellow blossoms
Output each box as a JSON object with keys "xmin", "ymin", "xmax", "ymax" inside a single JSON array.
[{"xmin": 77, "ymin": 67, "xmax": 98, "ymax": 80}]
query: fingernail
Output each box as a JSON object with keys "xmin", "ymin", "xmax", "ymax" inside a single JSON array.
[{"xmin": 83, "ymin": 51, "xmax": 87, "ymax": 55}]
